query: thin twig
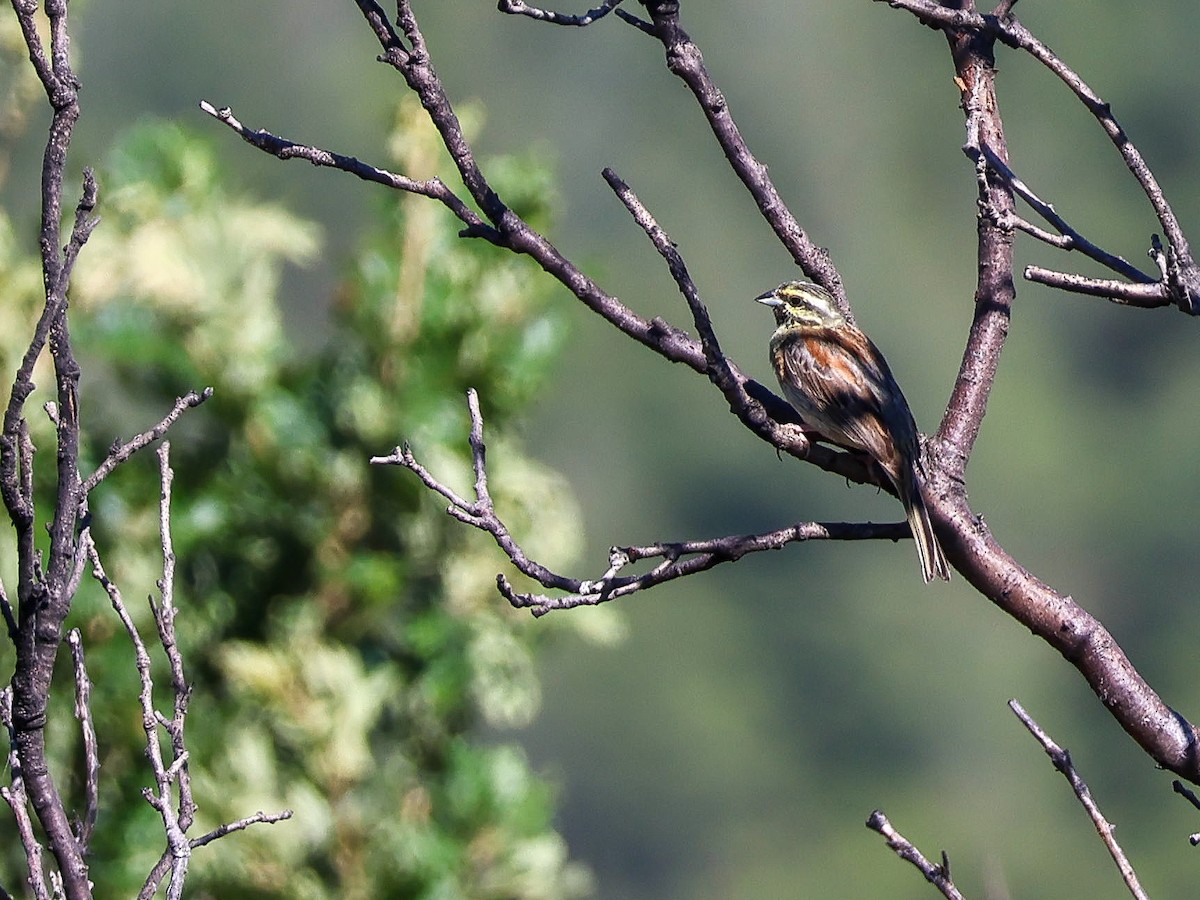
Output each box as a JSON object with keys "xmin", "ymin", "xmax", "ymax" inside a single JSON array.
[
  {"xmin": 1010, "ymin": 700, "xmax": 1149, "ymax": 900},
  {"xmin": 146, "ymin": 441, "xmax": 196, "ymax": 900},
  {"xmin": 89, "ymin": 535, "xmax": 192, "ymax": 897},
  {"xmin": 1023, "ymin": 267, "xmax": 1169, "ymax": 307},
  {"xmin": 497, "ymin": 0, "xmax": 625, "ymax": 26},
  {"xmin": 188, "ymin": 809, "xmax": 295, "ymax": 849},
  {"xmin": 866, "ymin": 809, "xmax": 964, "ymax": 900},
  {"xmin": 1171, "ymin": 780, "xmax": 1200, "ymax": 846},
  {"xmin": 197, "ymin": 101, "xmax": 497, "ymax": 242},
  {"xmin": 65, "ymin": 630, "xmax": 99, "ymax": 854},
  {"xmin": 81, "ymin": 389, "xmax": 213, "ymax": 495}
]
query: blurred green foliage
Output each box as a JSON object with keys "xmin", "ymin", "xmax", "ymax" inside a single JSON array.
[{"xmin": 0, "ymin": 91, "xmax": 598, "ymax": 897}]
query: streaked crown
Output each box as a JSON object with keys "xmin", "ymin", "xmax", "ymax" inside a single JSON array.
[{"xmin": 755, "ymin": 280, "xmax": 845, "ymax": 328}]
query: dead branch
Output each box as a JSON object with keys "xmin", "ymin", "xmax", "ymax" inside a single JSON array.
[
  {"xmin": 65, "ymin": 630, "xmax": 99, "ymax": 854},
  {"xmin": 866, "ymin": 809, "xmax": 964, "ymax": 900},
  {"xmin": 1010, "ymin": 700, "xmax": 1149, "ymax": 900},
  {"xmin": 375, "ymin": 389, "xmax": 911, "ymax": 616}
]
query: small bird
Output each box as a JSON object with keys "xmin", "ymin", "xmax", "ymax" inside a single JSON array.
[{"xmin": 756, "ymin": 280, "xmax": 950, "ymax": 582}]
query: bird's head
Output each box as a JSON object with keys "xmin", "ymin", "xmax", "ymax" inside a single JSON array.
[{"xmin": 755, "ymin": 281, "xmax": 845, "ymax": 328}]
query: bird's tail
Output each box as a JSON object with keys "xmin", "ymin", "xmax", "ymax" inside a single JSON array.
[{"xmin": 903, "ymin": 480, "xmax": 950, "ymax": 583}]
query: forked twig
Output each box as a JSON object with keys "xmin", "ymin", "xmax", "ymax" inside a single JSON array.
[
  {"xmin": 376, "ymin": 389, "xmax": 913, "ymax": 616},
  {"xmin": 883, "ymin": 0, "xmax": 1200, "ymax": 311},
  {"xmin": 866, "ymin": 810, "xmax": 964, "ymax": 900},
  {"xmin": 81, "ymin": 389, "xmax": 213, "ymax": 495},
  {"xmin": 497, "ymin": 0, "xmax": 625, "ymax": 26},
  {"xmin": 1172, "ymin": 780, "xmax": 1200, "ymax": 846},
  {"xmin": 977, "ymin": 144, "xmax": 1154, "ymax": 285}
]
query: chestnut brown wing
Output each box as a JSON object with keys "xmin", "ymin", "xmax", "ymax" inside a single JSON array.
[{"xmin": 772, "ymin": 326, "xmax": 920, "ymax": 485}]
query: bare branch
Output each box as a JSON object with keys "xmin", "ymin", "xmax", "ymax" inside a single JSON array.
[
  {"xmin": 1023, "ymin": 267, "xmax": 1169, "ymax": 307},
  {"xmin": 0, "ymin": 686, "xmax": 51, "ymax": 900},
  {"xmin": 188, "ymin": 809, "xmax": 295, "ymax": 850},
  {"xmin": 377, "ymin": 389, "xmax": 913, "ymax": 616},
  {"xmin": 601, "ymin": 168, "xmax": 728, "ymax": 370},
  {"xmin": 882, "ymin": 0, "xmax": 1200, "ymax": 312},
  {"xmin": 1010, "ymin": 700, "xmax": 1149, "ymax": 900},
  {"xmin": 197, "ymin": 102, "xmax": 499, "ymax": 241},
  {"xmin": 151, "ymin": 443, "xmax": 195, "ymax": 831},
  {"xmin": 88, "ymin": 534, "xmax": 192, "ymax": 896},
  {"xmin": 634, "ymin": 2, "xmax": 848, "ymax": 311},
  {"xmin": 497, "ymin": 0, "xmax": 625, "ymax": 26},
  {"xmin": 994, "ymin": 16, "xmax": 1200, "ymax": 311},
  {"xmin": 866, "ymin": 809, "xmax": 964, "ymax": 900},
  {"xmin": 4, "ymin": 1, "xmax": 97, "ymax": 894},
  {"xmin": 81, "ymin": 389, "xmax": 212, "ymax": 494},
  {"xmin": 64, "ymin": 630, "xmax": 98, "ymax": 855},
  {"xmin": 977, "ymin": 144, "xmax": 1155, "ymax": 284}
]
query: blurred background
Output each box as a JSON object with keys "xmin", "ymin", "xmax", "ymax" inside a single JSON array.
[{"xmin": 4, "ymin": 2, "xmax": 1200, "ymax": 897}]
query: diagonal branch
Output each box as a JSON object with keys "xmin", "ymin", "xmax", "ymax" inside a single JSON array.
[
  {"xmin": 866, "ymin": 810, "xmax": 964, "ymax": 900},
  {"xmin": 977, "ymin": 143, "xmax": 1155, "ymax": 284},
  {"xmin": 81, "ymin": 389, "xmax": 213, "ymax": 495},
  {"xmin": 631, "ymin": 1, "xmax": 849, "ymax": 314},
  {"xmin": 197, "ymin": 102, "xmax": 499, "ymax": 242},
  {"xmin": 1010, "ymin": 700, "xmax": 1150, "ymax": 900}
]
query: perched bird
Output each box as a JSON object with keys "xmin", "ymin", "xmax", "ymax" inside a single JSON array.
[{"xmin": 756, "ymin": 280, "xmax": 950, "ymax": 583}]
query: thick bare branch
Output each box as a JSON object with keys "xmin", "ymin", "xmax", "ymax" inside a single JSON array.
[{"xmin": 4, "ymin": 1, "xmax": 95, "ymax": 894}]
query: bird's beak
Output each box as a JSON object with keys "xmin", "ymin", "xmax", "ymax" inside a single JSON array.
[{"xmin": 755, "ymin": 291, "xmax": 783, "ymax": 307}]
